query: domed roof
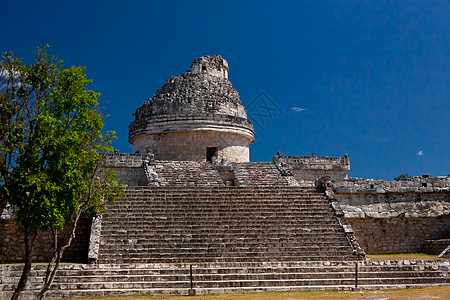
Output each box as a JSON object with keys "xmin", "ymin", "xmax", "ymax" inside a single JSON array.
[
  {"xmin": 129, "ymin": 55, "xmax": 254, "ymax": 146},
  {"xmin": 133, "ymin": 55, "xmax": 247, "ymax": 120}
]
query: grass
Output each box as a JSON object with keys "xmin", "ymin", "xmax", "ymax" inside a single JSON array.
[{"xmin": 61, "ymin": 285, "xmax": 450, "ymax": 300}]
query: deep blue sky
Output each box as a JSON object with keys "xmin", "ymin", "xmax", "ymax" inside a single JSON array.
[{"xmin": 1, "ymin": 1, "xmax": 449, "ymax": 179}]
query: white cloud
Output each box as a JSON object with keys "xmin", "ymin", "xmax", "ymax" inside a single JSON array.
[
  {"xmin": 417, "ymin": 150, "xmax": 424, "ymax": 156},
  {"xmin": 291, "ymin": 107, "xmax": 305, "ymax": 112}
]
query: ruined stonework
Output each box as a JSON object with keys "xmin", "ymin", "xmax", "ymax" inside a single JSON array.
[
  {"xmin": 330, "ymin": 177, "xmax": 450, "ymax": 254},
  {"xmin": 0, "ymin": 218, "xmax": 91, "ymax": 263},
  {"xmin": 129, "ymin": 55, "xmax": 254, "ymax": 162},
  {"xmin": 1, "ymin": 55, "xmax": 449, "ymax": 297},
  {"xmin": 273, "ymin": 153, "xmax": 350, "ymax": 183}
]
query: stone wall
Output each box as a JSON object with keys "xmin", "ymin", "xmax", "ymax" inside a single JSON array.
[
  {"xmin": 104, "ymin": 153, "xmax": 151, "ymax": 186},
  {"xmin": 105, "ymin": 154, "xmax": 227, "ymax": 186},
  {"xmin": 423, "ymin": 239, "xmax": 450, "ymax": 256},
  {"xmin": 347, "ymin": 217, "xmax": 450, "ymax": 254},
  {"xmin": 232, "ymin": 162, "xmax": 292, "ymax": 187},
  {"xmin": 188, "ymin": 55, "xmax": 229, "ymax": 79},
  {"xmin": 332, "ymin": 176, "xmax": 450, "ymax": 193},
  {"xmin": 335, "ymin": 192, "xmax": 449, "ymax": 219},
  {"xmin": 273, "ymin": 154, "xmax": 350, "ymax": 182},
  {"xmin": 148, "ymin": 161, "xmax": 224, "ymax": 186},
  {"xmin": 332, "ymin": 176, "xmax": 450, "ymax": 254},
  {"xmin": 129, "ymin": 113, "xmax": 254, "ymax": 142},
  {"xmin": 131, "ymin": 130, "xmax": 251, "ymax": 163},
  {"xmin": 0, "ymin": 218, "xmax": 92, "ymax": 263}
]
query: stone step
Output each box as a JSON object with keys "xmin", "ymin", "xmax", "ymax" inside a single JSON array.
[
  {"xmin": 104, "ymin": 207, "xmax": 333, "ymax": 213},
  {"xmin": 99, "ymin": 224, "xmax": 344, "ymax": 230},
  {"xmin": 4, "ymin": 276, "xmax": 448, "ymax": 292},
  {"xmin": 100, "ymin": 218, "xmax": 338, "ymax": 223},
  {"xmin": 99, "ymin": 228, "xmax": 346, "ymax": 234},
  {"xmin": 97, "ymin": 252, "xmax": 355, "ymax": 260},
  {"xmin": 109, "ymin": 199, "xmax": 329, "ymax": 204},
  {"xmin": 98, "ymin": 239, "xmax": 352, "ymax": 245},
  {"xmin": 112, "ymin": 200, "xmax": 328, "ymax": 205},
  {"xmin": 99, "ymin": 236, "xmax": 348, "ymax": 242},
  {"xmin": 8, "ymin": 283, "xmax": 442, "ymax": 299},
  {"xmin": 116, "ymin": 196, "xmax": 326, "ymax": 200},
  {"xmin": 100, "ymin": 225, "xmax": 340, "ymax": 231},
  {"xmin": 99, "ymin": 228, "xmax": 342, "ymax": 233},
  {"xmin": 109, "ymin": 205, "xmax": 327, "ymax": 208},
  {"xmin": 96, "ymin": 186, "xmax": 352, "ymax": 264},
  {"xmin": 120, "ymin": 188, "xmax": 318, "ymax": 192},
  {"xmin": 100, "ymin": 239, "xmax": 351, "ymax": 248},
  {"xmin": 4, "ymin": 270, "xmax": 445, "ymax": 286},
  {"xmin": 119, "ymin": 191, "xmax": 321, "ymax": 195},
  {"xmin": 2, "ymin": 260, "xmax": 447, "ymax": 276},
  {"xmin": 3, "ymin": 265, "xmax": 447, "ymax": 280},
  {"xmin": 133, "ymin": 197, "xmax": 326, "ymax": 200},
  {"xmin": 3, "ymin": 260, "xmax": 446, "ymax": 299},
  {"xmin": 96, "ymin": 257, "xmax": 357, "ymax": 264},
  {"xmin": 102, "ymin": 213, "xmax": 334, "ymax": 219},
  {"xmin": 2, "ymin": 276, "xmax": 447, "ymax": 297},
  {"xmin": 101, "ymin": 217, "xmax": 338, "ymax": 223},
  {"xmin": 97, "ymin": 252, "xmax": 356, "ymax": 258},
  {"xmin": 101, "ymin": 219, "xmax": 339, "ymax": 224},
  {"xmin": 98, "ymin": 242, "xmax": 352, "ymax": 247}
]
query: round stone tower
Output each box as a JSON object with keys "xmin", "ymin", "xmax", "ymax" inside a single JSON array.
[{"xmin": 129, "ymin": 55, "xmax": 255, "ymax": 162}]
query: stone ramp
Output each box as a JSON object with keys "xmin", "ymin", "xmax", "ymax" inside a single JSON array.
[
  {"xmin": 97, "ymin": 186, "xmax": 356, "ymax": 264},
  {"xmin": 1, "ymin": 260, "xmax": 449, "ymax": 299}
]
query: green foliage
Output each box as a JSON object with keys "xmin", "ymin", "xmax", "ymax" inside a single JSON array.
[
  {"xmin": 0, "ymin": 47, "xmax": 123, "ymax": 236},
  {"xmin": 394, "ymin": 173, "xmax": 412, "ymax": 181}
]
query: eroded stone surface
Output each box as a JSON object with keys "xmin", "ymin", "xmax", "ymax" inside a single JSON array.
[{"xmin": 129, "ymin": 55, "xmax": 254, "ymax": 161}]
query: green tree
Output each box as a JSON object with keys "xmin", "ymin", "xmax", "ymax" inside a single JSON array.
[
  {"xmin": 0, "ymin": 48, "xmax": 123, "ymax": 300},
  {"xmin": 0, "ymin": 52, "xmax": 30, "ymax": 214},
  {"xmin": 394, "ymin": 173, "xmax": 412, "ymax": 181}
]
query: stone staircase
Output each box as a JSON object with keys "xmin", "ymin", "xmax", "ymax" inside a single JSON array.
[
  {"xmin": 1, "ymin": 260, "xmax": 449, "ymax": 298},
  {"xmin": 96, "ymin": 186, "xmax": 356, "ymax": 264},
  {"xmin": 233, "ymin": 162, "xmax": 291, "ymax": 186},
  {"xmin": 1, "ymin": 186, "xmax": 449, "ymax": 298},
  {"xmin": 150, "ymin": 161, "xmax": 224, "ymax": 186}
]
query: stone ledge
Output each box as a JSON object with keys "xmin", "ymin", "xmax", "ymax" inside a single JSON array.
[
  {"xmin": 340, "ymin": 200, "xmax": 450, "ymax": 218},
  {"xmin": 333, "ymin": 177, "xmax": 450, "ymax": 191},
  {"xmin": 273, "ymin": 155, "xmax": 350, "ymax": 171},
  {"xmin": 334, "ymin": 187, "xmax": 449, "ymax": 194},
  {"xmin": 104, "ymin": 153, "xmax": 153, "ymax": 168},
  {"xmin": 129, "ymin": 113, "xmax": 255, "ymax": 143}
]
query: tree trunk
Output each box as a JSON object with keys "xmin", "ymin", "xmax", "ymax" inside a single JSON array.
[
  {"xmin": 11, "ymin": 229, "xmax": 37, "ymax": 300},
  {"xmin": 34, "ymin": 255, "xmax": 61, "ymax": 300},
  {"xmin": 35, "ymin": 212, "xmax": 82, "ymax": 300}
]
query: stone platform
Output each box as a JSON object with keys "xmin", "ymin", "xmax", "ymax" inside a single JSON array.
[{"xmin": 1, "ymin": 260, "xmax": 449, "ymax": 299}]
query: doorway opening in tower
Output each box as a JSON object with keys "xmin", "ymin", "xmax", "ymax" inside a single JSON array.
[{"xmin": 206, "ymin": 147, "xmax": 217, "ymax": 162}]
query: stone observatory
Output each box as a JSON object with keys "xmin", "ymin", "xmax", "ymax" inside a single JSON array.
[
  {"xmin": 2, "ymin": 55, "xmax": 450, "ymax": 299},
  {"xmin": 129, "ymin": 55, "xmax": 255, "ymax": 162}
]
